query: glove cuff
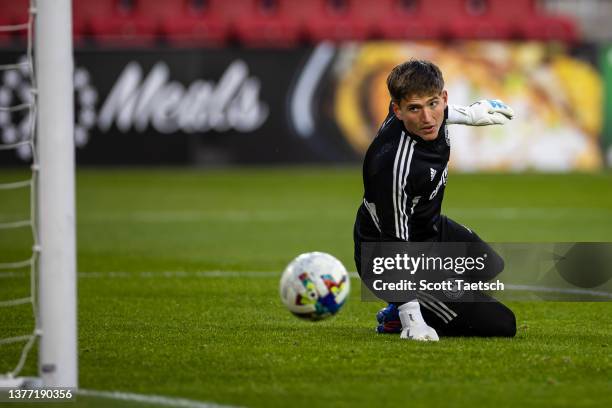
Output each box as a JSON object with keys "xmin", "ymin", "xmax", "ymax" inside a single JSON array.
[{"xmin": 447, "ymin": 104, "xmax": 473, "ymax": 125}]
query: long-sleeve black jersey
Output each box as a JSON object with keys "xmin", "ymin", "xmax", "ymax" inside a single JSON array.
[{"xmin": 357, "ymin": 105, "xmax": 450, "ymax": 242}]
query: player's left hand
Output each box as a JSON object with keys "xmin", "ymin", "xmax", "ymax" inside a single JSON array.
[{"xmin": 448, "ymin": 99, "xmax": 515, "ymax": 126}]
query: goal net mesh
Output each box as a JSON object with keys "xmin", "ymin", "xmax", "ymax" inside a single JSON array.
[{"xmin": 0, "ymin": 0, "xmax": 40, "ymax": 381}]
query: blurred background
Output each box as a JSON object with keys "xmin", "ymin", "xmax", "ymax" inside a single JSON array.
[{"xmin": 0, "ymin": 0, "xmax": 610, "ymax": 171}]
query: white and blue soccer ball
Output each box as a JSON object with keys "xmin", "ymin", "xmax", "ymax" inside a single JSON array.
[{"xmin": 279, "ymin": 252, "xmax": 350, "ymax": 320}]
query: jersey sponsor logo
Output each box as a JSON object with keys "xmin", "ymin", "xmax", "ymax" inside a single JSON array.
[
  {"xmin": 430, "ymin": 168, "xmax": 437, "ymax": 181},
  {"xmin": 410, "ymin": 196, "xmax": 421, "ymax": 216},
  {"xmin": 429, "ymin": 164, "xmax": 448, "ymax": 200},
  {"xmin": 444, "ymin": 125, "xmax": 450, "ymax": 147}
]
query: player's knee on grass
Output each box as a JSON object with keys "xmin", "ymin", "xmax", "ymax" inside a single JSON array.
[
  {"xmin": 470, "ymin": 292, "xmax": 516, "ymax": 337},
  {"xmin": 435, "ymin": 297, "xmax": 516, "ymax": 338},
  {"xmin": 501, "ymin": 308, "xmax": 517, "ymax": 337},
  {"xmin": 478, "ymin": 302, "xmax": 516, "ymax": 337}
]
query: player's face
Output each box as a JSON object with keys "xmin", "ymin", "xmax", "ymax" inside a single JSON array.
[{"xmin": 392, "ymin": 90, "xmax": 448, "ymax": 141}]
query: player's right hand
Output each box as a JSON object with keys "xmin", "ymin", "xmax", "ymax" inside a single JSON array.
[
  {"xmin": 400, "ymin": 324, "xmax": 439, "ymax": 342},
  {"xmin": 398, "ymin": 300, "xmax": 440, "ymax": 341}
]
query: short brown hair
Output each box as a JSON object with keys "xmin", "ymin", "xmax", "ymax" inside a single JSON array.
[{"xmin": 386, "ymin": 59, "xmax": 444, "ymax": 103}]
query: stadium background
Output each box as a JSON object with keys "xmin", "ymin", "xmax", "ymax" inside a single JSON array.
[
  {"xmin": 1, "ymin": 1, "xmax": 611, "ymax": 407},
  {"xmin": 0, "ymin": 0, "xmax": 611, "ymax": 169}
]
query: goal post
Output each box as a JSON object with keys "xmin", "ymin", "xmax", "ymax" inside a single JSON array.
[{"xmin": 35, "ymin": 0, "xmax": 78, "ymax": 388}]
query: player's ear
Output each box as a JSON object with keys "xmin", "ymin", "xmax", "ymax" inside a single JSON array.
[
  {"xmin": 441, "ymin": 90, "xmax": 448, "ymax": 106},
  {"xmin": 392, "ymin": 101, "xmax": 402, "ymax": 119}
]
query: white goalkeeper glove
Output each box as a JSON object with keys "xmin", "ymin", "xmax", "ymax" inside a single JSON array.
[
  {"xmin": 398, "ymin": 301, "xmax": 439, "ymax": 342},
  {"xmin": 448, "ymin": 99, "xmax": 515, "ymax": 126}
]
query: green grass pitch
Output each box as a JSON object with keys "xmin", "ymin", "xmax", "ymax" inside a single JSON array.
[{"xmin": 0, "ymin": 168, "xmax": 611, "ymax": 407}]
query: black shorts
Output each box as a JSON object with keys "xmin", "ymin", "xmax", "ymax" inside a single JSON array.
[{"xmin": 353, "ymin": 209, "xmax": 516, "ymax": 337}]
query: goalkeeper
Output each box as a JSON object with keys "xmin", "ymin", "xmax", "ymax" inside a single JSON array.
[{"xmin": 353, "ymin": 59, "xmax": 516, "ymax": 341}]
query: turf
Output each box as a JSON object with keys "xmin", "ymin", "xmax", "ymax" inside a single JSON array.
[{"xmin": 0, "ymin": 168, "xmax": 611, "ymax": 408}]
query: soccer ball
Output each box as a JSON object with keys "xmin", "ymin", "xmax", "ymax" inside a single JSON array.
[{"xmin": 279, "ymin": 252, "xmax": 350, "ymax": 320}]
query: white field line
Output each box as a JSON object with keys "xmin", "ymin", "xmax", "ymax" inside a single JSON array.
[
  {"xmin": 1, "ymin": 269, "xmax": 610, "ymax": 299},
  {"xmin": 504, "ymin": 284, "xmax": 612, "ymax": 299},
  {"xmin": 78, "ymin": 389, "xmax": 243, "ymax": 408},
  {"xmin": 30, "ymin": 207, "xmax": 610, "ymax": 224},
  {"xmin": 449, "ymin": 208, "xmax": 612, "ymax": 220},
  {"xmin": 2, "ymin": 208, "xmax": 611, "ymax": 227},
  {"xmin": 80, "ymin": 210, "xmax": 331, "ymax": 223}
]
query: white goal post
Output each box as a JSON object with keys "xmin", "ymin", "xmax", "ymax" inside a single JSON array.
[
  {"xmin": 0, "ymin": 0, "xmax": 77, "ymax": 389},
  {"xmin": 35, "ymin": 0, "xmax": 78, "ymax": 388}
]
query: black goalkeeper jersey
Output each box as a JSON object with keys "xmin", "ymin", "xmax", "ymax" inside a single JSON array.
[{"xmin": 356, "ymin": 105, "xmax": 450, "ymax": 242}]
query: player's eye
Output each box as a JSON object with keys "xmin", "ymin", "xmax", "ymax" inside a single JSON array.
[
  {"xmin": 430, "ymin": 100, "xmax": 439, "ymax": 108},
  {"xmin": 408, "ymin": 107, "xmax": 420, "ymax": 113}
]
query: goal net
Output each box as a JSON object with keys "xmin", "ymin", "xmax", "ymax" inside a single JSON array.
[{"xmin": 0, "ymin": 0, "xmax": 77, "ymax": 389}]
